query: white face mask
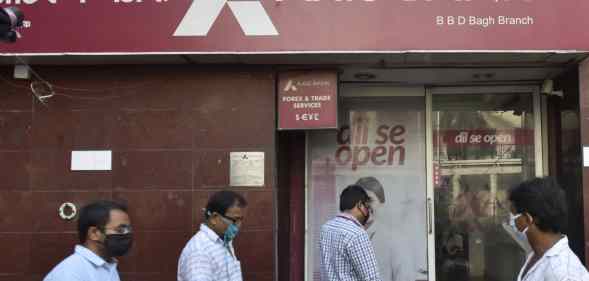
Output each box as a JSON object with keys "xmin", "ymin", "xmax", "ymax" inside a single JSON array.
[{"xmin": 509, "ymin": 213, "xmax": 530, "ymax": 242}]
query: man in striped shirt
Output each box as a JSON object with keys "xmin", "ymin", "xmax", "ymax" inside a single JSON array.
[
  {"xmin": 320, "ymin": 184, "xmax": 382, "ymax": 281},
  {"xmin": 178, "ymin": 191, "xmax": 248, "ymax": 281}
]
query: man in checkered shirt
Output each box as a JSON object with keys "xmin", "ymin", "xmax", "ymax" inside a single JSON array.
[{"xmin": 319, "ymin": 184, "xmax": 382, "ymax": 281}]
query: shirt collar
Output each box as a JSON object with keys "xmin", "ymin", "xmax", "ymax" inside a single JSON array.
[
  {"xmin": 200, "ymin": 223, "xmax": 224, "ymax": 245},
  {"xmin": 75, "ymin": 245, "xmax": 114, "ymax": 267},
  {"xmin": 337, "ymin": 212, "xmax": 363, "ymax": 227},
  {"xmin": 544, "ymin": 236, "xmax": 569, "ymax": 257}
]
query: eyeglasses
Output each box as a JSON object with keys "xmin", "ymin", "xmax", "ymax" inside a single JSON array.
[
  {"xmin": 220, "ymin": 214, "xmax": 243, "ymax": 225},
  {"xmin": 104, "ymin": 225, "xmax": 133, "ymax": 235}
]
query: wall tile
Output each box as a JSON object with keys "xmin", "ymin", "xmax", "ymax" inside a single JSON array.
[
  {"xmin": 193, "ymin": 73, "xmax": 274, "ymax": 149},
  {"xmin": 71, "ymin": 110, "xmax": 114, "ymax": 149},
  {"xmin": 0, "ymin": 112, "xmax": 32, "ymax": 150},
  {"xmin": 0, "ymin": 191, "xmax": 33, "ymax": 232},
  {"xmin": 113, "ymin": 110, "xmax": 192, "ymax": 150},
  {"xmin": 31, "ymin": 191, "xmax": 112, "ymax": 232},
  {"xmin": 195, "ymin": 150, "xmax": 228, "ymax": 188},
  {"xmin": 234, "ymin": 230, "xmax": 274, "ymax": 273},
  {"xmin": 30, "ymin": 233, "xmax": 78, "ymax": 275},
  {"xmin": 240, "ymin": 191, "xmax": 274, "ymax": 230},
  {"xmin": 0, "ymin": 151, "xmax": 30, "ymax": 190},
  {"xmin": 0, "ymin": 72, "xmax": 33, "ymax": 111},
  {"xmin": 244, "ymin": 272, "xmax": 274, "ymax": 281},
  {"xmin": 31, "ymin": 150, "xmax": 112, "ymax": 190},
  {"xmin": 0, "ymin": 274, "xmax": 33, "ymax": 281},
  {"xmin": 113, "ymin": 151, "xmax": 192, "ymax": 190},
  {"xmin": 194, "ymin": 150, "xmax": 274, "ymax": 190},
  {"xmin": 31, "ymin": 105, "xmax": 73, "ymax": 150},
  {"xmin": 0, "ymin": 234, "xmax": 31, "ymax": 274},
  {"xmin": 113, "ymin": 191, "xmax": 192, "ymax": 232},
  {"xmin": 0, "ymin": 68, "xmax": 277, "ymax": 279}
]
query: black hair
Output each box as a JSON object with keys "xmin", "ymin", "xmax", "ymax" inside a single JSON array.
[
  {"xmin": 355, "ymin": 177, "xmax": 385, "ymax": 203},
  {"xmin": 508, "ymin": 177, "xmax": 568, "ymax": 234},
  {"xmin": 78, "ymin": 200, "xmax": 128, "ymax": 244},
  {"xmin": 204, "ymin": 191, "xmax": 248, "ymax": 219},
  {"xmin": 339, "ymin": 184, "xmax": 370, "ymax": 212}
]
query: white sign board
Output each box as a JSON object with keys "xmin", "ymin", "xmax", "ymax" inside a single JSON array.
[
  {"xmin": 584, "ymin": 146, "xmax": 589, "ymax": 167},
  {"xmin": 71, "ymin": 150, "xmax": 112, "ymax": 171},
  {"xmin": 230, "ymin": 152, "xmax": 265, "ymax": 187}
]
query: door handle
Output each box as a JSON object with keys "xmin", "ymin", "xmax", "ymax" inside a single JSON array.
[{"xmin": 427, "ymin": 198, "xmax": 433, "ymax": 234}]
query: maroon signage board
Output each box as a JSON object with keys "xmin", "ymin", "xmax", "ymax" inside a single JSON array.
[
  {"xmin": 1, "ymin": 0, "xmax": 589, "ymax": 53},
  {"xmin": 278, "ymin": 71, "xmax": 338, "ymax": 130}
]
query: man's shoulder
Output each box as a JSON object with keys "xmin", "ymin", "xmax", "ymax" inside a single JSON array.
[
  {"xmin": 321, "ymin": 216, "xmax": 365, "ymax": 237},
  {"xmin": 44, "ymin": 253, "xmax": 89, "ymax": 280},
  {"xmin": 546, "ymin": 249, "xmax": 589, "ymax": 281},
  {"xmin": 181, "ymin": 230, "xmax": 218, "ymax": 256}
]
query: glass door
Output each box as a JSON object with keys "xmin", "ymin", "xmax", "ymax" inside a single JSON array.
[
  {"xmin": 429, "ymin": 86, "xmax": 542, "ymax": 281},
  {"xmin": 306, "ymin": 86, "xmax": 429, "ymax": 281}
]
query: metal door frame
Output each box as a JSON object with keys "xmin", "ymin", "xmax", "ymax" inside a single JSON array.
[{"xmin": 425, "ymin": 85, "xmax": 544, "ymax": 281}]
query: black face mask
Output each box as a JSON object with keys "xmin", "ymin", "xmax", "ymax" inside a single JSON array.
[{"xmin": 102, "ymin": 233, "xmax": 133, "ymax": 257}]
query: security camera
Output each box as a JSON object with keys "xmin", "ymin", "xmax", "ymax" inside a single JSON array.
[
  {"xmin": 541, "ymin": 79, "xmax": 553, "ymax": 95},
  {"xmin": 541, "ymin": 79, "xmax": 564, "ymax": 98},
  {"xmin": 0, "ymin": 6, "xmax": 24, "ymax": 43}
]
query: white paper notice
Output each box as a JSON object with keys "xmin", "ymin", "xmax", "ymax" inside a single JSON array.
[
  {"xmin": 230, "ymin": 152, "xmax": 264, "ymax": 187},
  {"xmin": 71, "ymin": 150, "xmax": 112, "ymax": 171},
  {"xmin": 584, "ymin": 147, "xmax": 589, "ymax": 167}
]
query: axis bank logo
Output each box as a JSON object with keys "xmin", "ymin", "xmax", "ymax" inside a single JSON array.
[
  {"xmin": 283, "ymin": 80, "xmax": 298, "ymax": 92},
  {"xmin": 174, "ymin": 0, "xmax": 279, "ymax": 36},
  {"xmin": 283, "ymin": 79, "xmax": 331, "ymax": 92}
]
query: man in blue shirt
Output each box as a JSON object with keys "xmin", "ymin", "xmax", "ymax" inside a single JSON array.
[{"xmin": 44, "ymin": 200, "xmax": 133, "ymax": 281}]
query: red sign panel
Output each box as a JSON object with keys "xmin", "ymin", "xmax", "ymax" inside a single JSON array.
[
  {"xmin": 1, "ymin": 0, "xmax": 589, "ymax": 53},
  {"xmin": 435, "ymin": 129, "xmax": 534, "ymax": 147},
  {"xmin": 278, "ymin": 71, "xmax": 338, "ymax": 130}
]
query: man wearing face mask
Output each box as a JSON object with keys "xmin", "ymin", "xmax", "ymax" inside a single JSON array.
[
  {"xmin": 508, "ymin": 177, "xmax": 589, "ymax": 281},
  {"xmin": 319, "ymin": 184, "xmax": 382, "ymax": 281},
  {"xmin": 43, "ymin": 200, "xmax": 133, "ymax": 281},
  {"xmin": 178, "ymin": 190, "xmax": 247, "ymax": 281}
]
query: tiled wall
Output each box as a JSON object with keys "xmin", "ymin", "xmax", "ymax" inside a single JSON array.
[{"xmin": 0, "ymin": 65, "xmax": 276, "ymax": 281}]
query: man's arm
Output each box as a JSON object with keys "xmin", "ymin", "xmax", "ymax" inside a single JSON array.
[{"xmin": 347, "ymin": 233, "xmax": 382, "ymax": 281}]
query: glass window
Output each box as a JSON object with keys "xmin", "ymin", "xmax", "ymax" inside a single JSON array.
[{"xmin": 432, "ymin": 93, "xmax": 536, "ymax": 281}]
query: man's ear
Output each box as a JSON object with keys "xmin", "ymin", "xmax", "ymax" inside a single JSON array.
[
  {"xmin": 87, "ymin": 226, "xmax": 103, "ymax": 242},
  {"xmin": 209, "ymin": 212, "xmax": 220, "ymax": 226}
]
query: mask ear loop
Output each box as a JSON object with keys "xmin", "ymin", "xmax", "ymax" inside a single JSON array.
[
  {"xmin": 522, "ymin": 213, "xmax": 534, "ymax": 233},
  {"xmin": 203, "ymin": 208, "xmax": 213, "ymax": 219}
]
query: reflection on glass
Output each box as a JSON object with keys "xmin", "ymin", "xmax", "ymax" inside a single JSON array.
[
  {"xmin": 433, "ymin": 93, "xmax": 536, "ymax": 281},
  {"xmin": 307, "ymin": 96, "xmax": 429, "ymax": 281}
]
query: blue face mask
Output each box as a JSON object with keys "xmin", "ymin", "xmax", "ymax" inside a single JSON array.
[{"xmin": 220, "ymin": 216, "xmax": 240, "ymax": 245}]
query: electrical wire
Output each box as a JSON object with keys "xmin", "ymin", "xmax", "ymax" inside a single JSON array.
[{"xmin": 0, "ymin": 56, "xmax": 158, "ymax": 104}]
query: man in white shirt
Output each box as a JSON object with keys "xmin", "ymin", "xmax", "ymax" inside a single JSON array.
[
  {"xmin": 178, "ymin": 191, "xmax": 248, "ymax": 281},
  {"xmin": 508, "ymin": 177, "xmax": 589, "ymax": 281},
  {"xmin": 43, "ymin": 201, "xmax": 133, "ymax": 281}
]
